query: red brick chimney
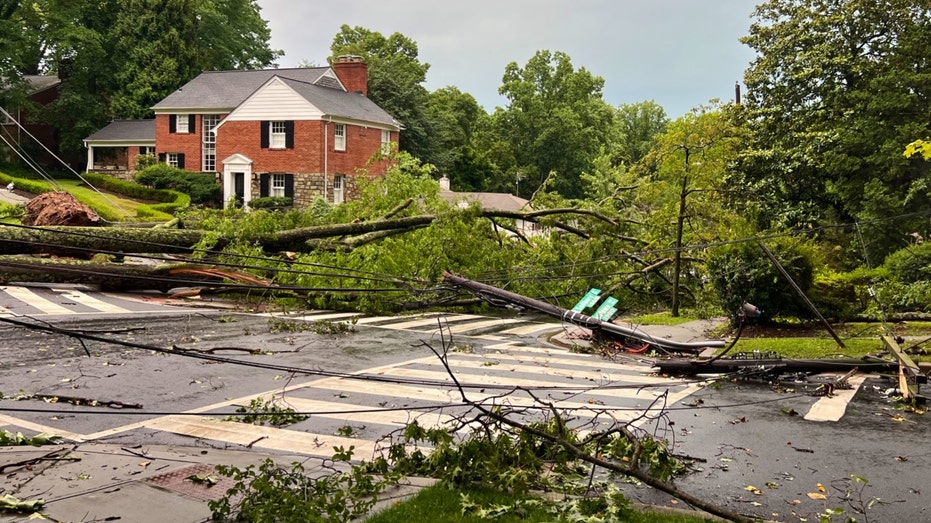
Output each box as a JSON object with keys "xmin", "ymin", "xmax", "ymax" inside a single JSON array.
[{"xmin": 332, "ymin": 55, "xmax": 368, "ymax": 96}]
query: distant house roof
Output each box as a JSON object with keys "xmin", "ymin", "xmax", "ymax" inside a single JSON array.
[
  {"xmin": 23, "ymin": 75, "xmax": 61, "ymax": 94},
  {"xmin": 84, "ymin": 119, "xmax": 155, "ymax": 144},
  {"xmin": 440, "ymin": 190, "xmax": 531, "ymax": 213},
  {"xmin": 152, "ymin": 67, "xmax": 336, "ymax": 111}
]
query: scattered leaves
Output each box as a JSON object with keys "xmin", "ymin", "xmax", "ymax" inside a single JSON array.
[
  {"xmin": 0, "ymin": 494, "xmax": 44, "ymax": 513},
  {"xmin": 745, "ymin": 485, "xmax": 763, "ymax": 495},
  {"xmin": 187, "ymin": 474, "xmax": 219, "ymax": 486}
]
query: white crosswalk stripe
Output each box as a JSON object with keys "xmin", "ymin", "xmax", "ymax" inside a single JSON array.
[
  {"xmin": 1, "ymin": 286, "xmax": 73, "ymax": 315},
  {"xmin": 53, "ymin": 288, "xmax": 132, "ymax": 313},
  {"xmin": 4, "ymin": 310, "xmax": 706, "ymax": 453},
  {"xmin": 0, "ymin": 286, "xmax": 195, "ymax": 316}
]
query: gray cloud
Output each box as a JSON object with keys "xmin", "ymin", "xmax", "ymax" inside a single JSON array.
[{"xmin": 257, "ymin": 0, "xmax": 758, "ymax": 117}]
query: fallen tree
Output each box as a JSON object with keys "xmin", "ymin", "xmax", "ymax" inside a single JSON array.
[{"xmin": 0, "ymin": 206, "xmax": 633, "ymax": 256}]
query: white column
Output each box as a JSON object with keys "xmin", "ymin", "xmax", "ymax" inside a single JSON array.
[{"xmin": 85, "ymin": 145, "xmax": 94, "ymax": 172}]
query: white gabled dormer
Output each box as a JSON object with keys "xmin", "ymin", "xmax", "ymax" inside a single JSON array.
[{"xmin": 216, "ymin": 76, "xmax": 324, "ymax": 129}]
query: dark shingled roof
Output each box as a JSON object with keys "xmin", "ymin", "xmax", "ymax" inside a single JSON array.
[
  {"xmin": 23, "ymin": 75, "xmax": 61, "ymax": 93},
  {"xmin": 278, "ymin": 77, "xmax": 399, "ymax": 127},
  {"xmin": 152, "ymin": 67, "xmax": 332, "ymax": 111},
  {"xmin": 84, "ymin": 119, "xmax": 155, "ymax": 142}
]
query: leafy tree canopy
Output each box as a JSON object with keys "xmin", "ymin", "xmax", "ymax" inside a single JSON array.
[
  {"xmin": 739, "ymin": 0, "xmax": 931, "ymax": 260},
  {"xmin": 329, "ymin": 25, "xmax": 435, "ymax": 162},
  {"xmin": 1, "ymin": 0, "xmax": 280, "ymax": 154},
  {"xmin": 423, "ymin": 86, "xmax": 494, "ymax": 191},
  {"xmin": 492, "ymin": 50, "xmax": 614, "ymax": 199}
]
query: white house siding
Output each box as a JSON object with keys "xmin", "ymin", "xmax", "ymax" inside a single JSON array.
[{"xmin": 223, "ymin": 78, "xmax": 323, "ymax": 122}]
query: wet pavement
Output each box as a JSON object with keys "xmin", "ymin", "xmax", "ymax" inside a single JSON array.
[{"xmin": 0, "ymin": 307, "xmax": 926, "ymax": 522}]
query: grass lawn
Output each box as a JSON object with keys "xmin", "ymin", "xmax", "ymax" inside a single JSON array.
[
  {"xmin": 53, "ymin": 179, "xmax": 145, "ymax": 220},
  {"xmin": 366, "ymin": 484, "xmax": 716, "ymax": 523}
]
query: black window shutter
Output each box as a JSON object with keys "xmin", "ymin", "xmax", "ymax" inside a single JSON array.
[
  {"xmin": 158, "ymin": 153, "xmax": 166, "ymax": 162},
  {"xmin": 138, "ymin": 146, "xmax": 146, "ymax": 155},
  {"xmin": 284, "ymin": 174, "xmax": 294, "ymax": 197},
  {"xmin": 259, "ymin": 174, "xmax": 270, "ymax": 197},
  {"xmin": 260, "ymin": 121, "xmax": 269, "ymax": 148},
  {"xmin": 284, "ymin": 121, "xmax": 294, "ymax": 149},
  {"xmin": 189, "ymin": 114, "xmax": 196, "ymax": 133},
  {"xmin": 177, "ymin": 153, "xmax": 185, "ymax": 169},
  {"xmin": 169, "ymin": 115, "xmax": 176, "ymax": 133}
]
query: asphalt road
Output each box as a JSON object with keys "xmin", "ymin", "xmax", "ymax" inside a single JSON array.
[{"xmin": 0, "ymin": 289, "xmax": 927, "ymax": 522}]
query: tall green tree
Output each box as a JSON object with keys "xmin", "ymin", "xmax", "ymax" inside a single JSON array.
[
  {"xmin": 109, "ymin": 0, "xmax": 201, "ymax": 118},
  {"xmin": 613, "ymin": 101, "xmax": 668, "ymax": 166},
  {"xmin": 1, "ymin": 0, "xmax": 279, "ymax": 155},
  {"xmin": 329, "ymin": 25, "xmax": 435, "ymax": 162},
  {"xmin": 492, "ymin": 50, "xmax": 613, "ymax": 199},
  {"xmin": 423, "ymin": 86, "xmax": 494, "ymax": 191},
  {"xmin": 194, "ymin": 0, "xmax": 279, "ymax": 71},
  {"xmin": 632, "ymin": 103, "xmax": 745, "ymax": 315},
  {"xmin": 738, "ymin": 0, "xmax": 931, "ymax": 261}
]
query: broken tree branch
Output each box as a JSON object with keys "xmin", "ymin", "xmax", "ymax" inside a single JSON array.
[{"xmin": 422, "ymin": 328, "xmax": 756, "ymax": 523}]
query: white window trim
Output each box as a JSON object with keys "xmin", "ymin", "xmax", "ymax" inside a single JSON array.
[
  {"xmin": 271, "ymin": 173, "xmax": 286, "ymax": 197},
  {"xmin": 167, "ymin": 153, "xmax": 180, "ymax": 168},
  {"xmin": 381, "ymin": 129, "xmax": 391, "ymax": 154},
  {"xmin": 270, "ymin": 121, "xmax": 286, "ymax": 149},
  {"xmin": 202, "ymin": 114, "xmax": 219, "ymax": 172},
  {"xmin": 334, "ymin": 123, "xmax": 346, "ymax": 151},
  {"xmin": 176, "ymin": 114, "xmax": 189, "ymax": 134}
]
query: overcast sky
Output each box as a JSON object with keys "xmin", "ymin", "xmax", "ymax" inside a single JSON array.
[{"xmin": 256, "ymin": 0, "xmax": 759, "ymax": 118}]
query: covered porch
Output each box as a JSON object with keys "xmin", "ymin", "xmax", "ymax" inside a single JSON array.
[{"xmin": 83, "ymin": 120, "xmax": 155, "ymax": 176}]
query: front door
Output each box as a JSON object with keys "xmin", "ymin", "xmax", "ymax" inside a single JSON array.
[
  {"xmin": 222, "ymin": 153, "xmax": 253, "ymax": 209},
  {"xmin": 234, "ymin": 172, "xmax": 245, "ymax": 205}
]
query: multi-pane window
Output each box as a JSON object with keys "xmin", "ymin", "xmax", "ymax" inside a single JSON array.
[
  {"xmin": 271, "ymin": 173, "xmax": 286, "ymax": 197},
  {"xmin": 167, "ymin": 153, "xmax": 180, "ymax": 168},
  {"xmin": 270, "ymin": 121, "xmax": 286, "ymax": 149},
  {"xmin": 176, "ymin": 114, "xmax": 189, "ymax": 133},
  {"xmin": 334, "ymin": 123, "xmax": 346, "ymax": 151},
  {"xmin": 202, "ymin": 114, "xmax": 219, "ymax": 172},
  {"xmin": 381, "ymin": 129, "xmax": 391, "ymax": 154}
]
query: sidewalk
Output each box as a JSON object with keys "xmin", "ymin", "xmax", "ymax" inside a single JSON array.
[
  {"xmin": 0, "ymin": 188, "xmax": 30, "ymax": 205},
  {"xmin": 0, "ymin": 443, "xmax": 432, "ymax": 522}
]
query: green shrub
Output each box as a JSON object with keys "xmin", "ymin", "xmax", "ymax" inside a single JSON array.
[
  {"xmin": 875, "ymin": 280, "xmax": 931, "ymax": 313},
  {"xmin": 810, "ymin": 267, "xmax": 882, "ymax": 320},
  {"xmin": 82, "ymin": 172, "xmax": 177, "ymax": 202},
  {"xmin": 0, "ymin": 172, "xmax": 54, "ymax": 195},
  {"xmin": 135, "ymin": 153, "xmax": 158, "ymax": 170},
  {"xmin": 707, "ymin": 237, "xmax": 819, "ymax": 321},
  {"xmin": 137, "ymin": 191, "xmax": 191, "ymax": 218},
  {"xmin": 135, "ymin": 164, "xmax": 221, "ymax": 205},
  {"xmin": 883, "ymin": 242, "xmax": 931, "ymax": 283},
  {"xmin": 248, "ymin": 196, "xmax": 293, "ymax": 209}
]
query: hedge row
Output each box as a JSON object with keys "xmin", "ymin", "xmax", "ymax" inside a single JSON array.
[
  {"xmin": 82, "ymin": 172, "xmax": 178, "ymax": 202},
  {"xmin": 82, "ymin": 172, "xmax": 189, "ymax": 219},
  {"xmin": 0, "ymin": 172, "xmax": 56, "ymax": 195}
]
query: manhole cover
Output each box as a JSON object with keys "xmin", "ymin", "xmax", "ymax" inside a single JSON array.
[{"xmin": 145, "ymin": 463, "xmax": 234, "ymax": 502}]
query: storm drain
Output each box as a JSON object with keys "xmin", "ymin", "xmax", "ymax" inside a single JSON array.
[{"xmin": 145, "ymin": 463, "xmax": 234, "ymax": 502}]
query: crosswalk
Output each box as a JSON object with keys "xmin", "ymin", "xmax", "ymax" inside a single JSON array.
[
  {"xmin": 0, "ymin": 309, "xmax": 701, "ymax": 459},
  {"xmin": 0, "ymin": 285, "xmax": 193, "ymax": 317},
  {"xmin": 0, "ymin": 305, "xmax": 865, "ymax": 456}
]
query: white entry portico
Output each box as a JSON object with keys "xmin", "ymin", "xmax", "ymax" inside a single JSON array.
[{"xmin": 222, "ymin": 153, "xmax": 253, "ymax": 208}]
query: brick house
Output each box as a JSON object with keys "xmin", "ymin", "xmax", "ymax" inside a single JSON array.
[
  {"xmin": 1, "ymin": 75, "xmax": 65, "ymax": 167},
  {"xmin": 84, "ymin": 57, "xmax": 400, "ymax": 207}
]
